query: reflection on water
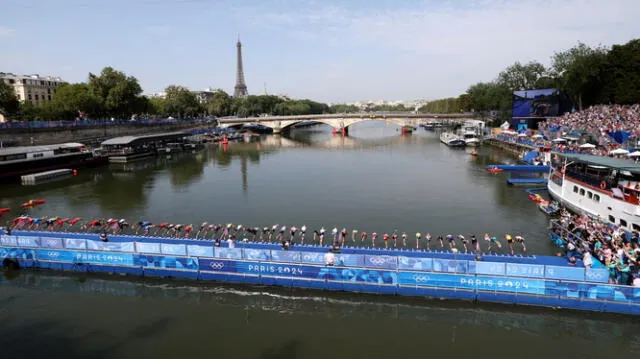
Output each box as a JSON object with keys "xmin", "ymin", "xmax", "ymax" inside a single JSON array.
[
  {"xmin": 1, "ymin": 272, "xmax": 639, "ymax": 358},
  {"xmin": 1, "ymin": 122, "xmax": 555, "ymax": 255}
]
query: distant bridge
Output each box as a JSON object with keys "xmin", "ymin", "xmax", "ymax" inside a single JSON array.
[{"xmin": 217, "ymin": 113, "xmax": 474, "ymax": 134}]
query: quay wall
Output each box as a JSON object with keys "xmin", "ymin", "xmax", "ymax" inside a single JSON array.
[
  {"xmin": 1, "ymin": 231, "xmax": 638, "ymax": 315},
  {"xmin": 0, "ymin": 122, "xmax": 209, "ymax": 146}
]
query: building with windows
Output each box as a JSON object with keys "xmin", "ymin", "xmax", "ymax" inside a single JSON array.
[{"xmin": 0, "ymin": 72, "xmax": 66, "ymax": 106}]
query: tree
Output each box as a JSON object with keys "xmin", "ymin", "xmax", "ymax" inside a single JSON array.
[
  {"xmin": 41, "ymin": 83, "xmax": 101, "ymax": 120},
  {"xmin": 147, "ymin": 96, "xmax": 165, "ymax": 116},
  {"xmin": 551, "ymin": 42, "xmax": 609, "ymax": 110},
  {"xmin": 205, "ymin": 89, "xmax": 231, "ymax": 117},
  {"xmin": 600, "ymin": 39, "xmax": 640, "ymax": 105},
  {"xmin": 497, "ymin": 61, "xmax": 548, "ymax": 91},
  {"xmin": 0, "ymin": 81, "xmax": 20, "ymax": 119},
  {"xmin": 330, "ymin": 104, "xmax": 359, "ymax": 113},
  {"xmin": 88, "ymin": 67, "xmax": 143, "ymax": 118},
  {"xmin": 19, "ymin": 101, "xmax": 41, "ymax": 121},
  {"xmin": 163, "ymin": 85, "xmax": 202, "ymax": 118}
]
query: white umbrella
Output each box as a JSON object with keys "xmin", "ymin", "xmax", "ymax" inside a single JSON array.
[
  {"xmin": 517, "ymin": 133, "xmax": 527, "ymax": 137},
  {"xmin": 609, "ymin": 148, "xmax": 629, "ymax": 155},
  {"xmin": 552, "ymin": 138, "xmax": 566, "ymax": 143},
  {"xmin": 627, "ymin": 151, "xmax": 640, "ymax": 157},
  {"xmin": 579, "ymin": 143, "xmax": 596, "ymax": 149},
  {"xmin": 532, "ymin": 134, "xmax": 544, "ymax": 138}
]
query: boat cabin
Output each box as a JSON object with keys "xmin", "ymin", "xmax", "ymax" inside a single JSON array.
[{"xmin": 0, "ymin": 143, "xmax": 87, "ymax": 164}]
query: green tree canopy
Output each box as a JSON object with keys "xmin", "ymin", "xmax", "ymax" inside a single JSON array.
[
  {"xmin": 88, "ymin": 67, "xmax": 143, "ymax": 118},
  {"xmin": 163, "ymin": 85, "xmax": 202, "ymax": 118},
  {"xmin": 205, "ymin": 89, "xmax": 232, "ymax": 117},
  {"xmin": 0, "ymin": 81, "xmax": 20, "ymax": 119},
  {"xmin": 497, "ymin": 61, "xmax": 548, "ymax": 91},
  {"xmin": 40, "ymin": 83, "xmax": 101, "ymax": 120}
]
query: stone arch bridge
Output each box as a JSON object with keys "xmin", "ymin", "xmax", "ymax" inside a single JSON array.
[{"xmin": 218, "ymin": 113, "xmax": 473, "ymax": 134}]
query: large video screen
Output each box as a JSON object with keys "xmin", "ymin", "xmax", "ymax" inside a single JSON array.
[{"xmin": 512, "ymin": 89, "xmax": 561, "ymax": 118}]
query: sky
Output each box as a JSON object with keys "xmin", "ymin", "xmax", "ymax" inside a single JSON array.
[{"xmin": 1, "ymin": 0, "xmax": 639, "ymax": 103}]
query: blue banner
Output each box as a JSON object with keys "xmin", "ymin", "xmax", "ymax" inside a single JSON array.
[
  {"xmin": 243, "ymin": 248, "xmax": 271, "ymax": 261},
  {"xmin": 505, "ymin": 263, "xmax": 545, "ymax": 278},
  {"xmin": 334, "ymin": 254, "xmax": 364, "ymax": 267},
  {"xmin": 215, "ymin": 248, "xmax": 242, "ymax": 259},
  {"xmin": 0, "ymin": 247, "xmax": 35, "ymax": 260},
  {"xmin": 363, "ymin": 255, "xmax": 397, "ymax": 269},
  {"xmin": 64, "ymin": 238, "xmax": 87, "ymax": 250},
  {"xmin": 15, "ymin": 236, "xmax": 40, "ymax": 247},
  {"xmin": 161, "ymin": 243, "xmax": 187, "ymax": 256},
  {"xmin": 472, "ymin": 261, "xmax": 506, "ymax": 276},
  {"xmin": 299, "ymin": 252, "xmax": 325, "ymax": 265},
  {"xmin": 319, "ymin": 267, "xmax": 398, "ymax": 284},
  {"xmin": 135, "ymin": 242, "xmax": 161, "ymax": 254},
  {"xmin": 398, "ymin": 271, "xmax": 546, "ymax": 295},
  {"xmin": 544, "ymin": 280, "xmax": 640, "ymax": 302},
  {"xmin": 0, "ymin": 235, "xmax": 17, "ymax": 246},
  {"xmin": 198, "ymin": 259, "xmax": 239, "ymax": 273},
  {"xmin": 545, "ymin": 265, "xmax": 585, "ymax": 281},
  {"xmin": 134, "ymin": 255, "xmax": 199, "ymax": 270},
  {"xmin": 432, "ymin": 259, "xmax": 469, "ymax": 273},
  {"xmin": 238, "ymin": 261, "xmax": 321, "ymax": 279},
  {"xmin": 584, "ymin": 268, "xmax": 609, "ymax": 284},
  {"xmin": 187, "ymin": 244, "xmax": 214, "ymax": 258},
  {"xmin": 40, "ymin": 237, "xmax": 64, "ymax": 249},
  {"xmin": 270, "ymin": 250, "xmax": 301, "ymax": 263},
  {"xmin": 465, "ymin": 275, "xmax": 546, "ymax": 295},
  {"xmin": 398, "ymin": 256, "xmax": 433, "ymax": 271},
  {"xmin": 37, "ymin": 249, "xmax": 135, "ymax": 266},
  {"xmin": 87, "ymin": 240, "xmax": 135, "ymax": 252}
]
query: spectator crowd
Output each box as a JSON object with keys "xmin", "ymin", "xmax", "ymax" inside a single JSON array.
[{"xmin": 551, "ymin": 209, "xmax": 640, "ymax": 286}]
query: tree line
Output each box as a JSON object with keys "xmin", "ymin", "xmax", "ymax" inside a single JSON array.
[
  {"xmin": 0, "ymin": 67, "xmax": 349, "ymax": 121},
  {"xmin": 419, "ymin": 38, "xmax": 640, "ymax": 120}
]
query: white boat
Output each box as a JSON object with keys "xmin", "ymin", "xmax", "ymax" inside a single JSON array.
[
  {"xmin": 461, "ymin": 131, "xmax": 480, "ymax": 146},
  {"xmin": 547, "ymin": 154, "xmax": 640, "ymax": 231},
  {"xmin": 459, "ymin": 120, "xmax": 485, "ymax": 146},
  {"xmin": 440, "ymin": 132, "xmax": 466, "ymax": 147}
]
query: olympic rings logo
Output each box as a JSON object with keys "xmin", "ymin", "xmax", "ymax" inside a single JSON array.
[
  {"xmin": 369, "ymin": 257, "xmax": 390, "ymax": 265},
  {"xmin": 585, "ymin": 270, "xmax": 606, "ymax": 280},
  {"xmin": 47, "ymin": 251, "xmax": 60, "ymax": 258},
  {"xmin": 209, "ymin": 262, "xmax": 225, "ymax": 270},
  {"xmin": 413, "ymin": 275, "xmax": 430, "ymax": 282},
  {"xmin": 47, "ymin": 239, "xmax": 59, "ymax": 246}
]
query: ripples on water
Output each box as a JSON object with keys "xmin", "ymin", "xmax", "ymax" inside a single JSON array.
[{"xmin": 1, "ymin": 271, "xmax": 639, "ymax": 358}]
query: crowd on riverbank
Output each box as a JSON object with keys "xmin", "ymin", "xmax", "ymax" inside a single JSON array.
[
  {"xmin": 497, "ymin": 104, "xmax": 640, "ymax": 160},
  {"xmin": 4, "ymin": 215, "xmax": 529, "ymax": 255},
  {"xmin": 538, "ymin": 104, "xmax": 640, "ymax": 143},
  {"xmin": 551, "ymin": 210, "xmax": 640, "ymax": 286}
]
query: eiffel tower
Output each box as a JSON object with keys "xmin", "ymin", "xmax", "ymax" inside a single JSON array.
[{"xmin": 233, "ymin": 38, "xmax": 248, "ymax": 98}]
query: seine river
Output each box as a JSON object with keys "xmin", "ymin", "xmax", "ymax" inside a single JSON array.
[{"xmin": 1, "ymin": 122, "xmax": 639, "ymax": 357}]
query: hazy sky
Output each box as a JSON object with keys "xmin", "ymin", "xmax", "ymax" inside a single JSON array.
[{"xmin": 1, "ymin": 0, "xmax": 638, "ymax": 102}]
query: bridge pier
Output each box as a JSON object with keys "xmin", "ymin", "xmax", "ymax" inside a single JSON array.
[{"xmin": 331, "ymin": 127, "xmax": 349, "ymax": 136}]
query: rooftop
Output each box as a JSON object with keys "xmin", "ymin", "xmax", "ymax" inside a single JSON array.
[
  {"xmin": 564, "ymin": 153, "xmax": 640, "ymax": 174},
  {"xmin": 0, "ymin": 143, "xmax": 85, "ymax": 156},
  {"xmin": 101, "ymin": 132, "xmax": 189, "ymax": 146},
  {"xmin": 0, "ymin": 72, "xmax": 64, "ymax": 82}
]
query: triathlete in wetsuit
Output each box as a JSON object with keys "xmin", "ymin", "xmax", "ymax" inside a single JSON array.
[
  {"xmin": 371, "ymin": 232, "xmax": 377, "ymax": 247},
  {"xmin": 415, "ymin": 232, "xmax": 421, "ymax": 249},
  {"xmin": 361, "ymin": 231, "xmax": 368, "ymax": 243},
  {"xmin": 470, "ymin": 235, "xmax": 479, "ymax": 252},
  {"xmin": 391, "ymin": 232, "xmax": 398, "ymax": 248},
  {"xmin": 383, "ymin": 233, "xmax": 390, "ymax": 248},
  {"xmin": 425, "ymin": 233, "xmax": 432, "ymax": 250},
  {"xmin": 300, "ymin": 225, "xmax": 307, "ymax": 243},
  {"xmin": 515, "ymin": 235, "xmax": 526, "ymax": 252},
  {"xmin": 401, "ymin": 232, "xmax": 407, "ymax": 247}
]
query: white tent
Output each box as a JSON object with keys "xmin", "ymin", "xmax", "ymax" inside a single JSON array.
[
  {"xmin": 552, "ymin": 138, "xmax": 566, "ymax": 143},
  {"xmin": 517, "ymin": 133, "xmax": 528, "ymax": 137},
  {"xmin": 609, "ymin": 148, "xmax": 629, "ymax": 155},
  {"xmin": 531, "ymin": 134, "xmax": 544, "ymax": 139},
  {"xmin": 579, "ymin": 143, "xmax": 596, "ymax": 149},
  {"xmin": 627, "ymin": 151, "xmax": 640, "ymax": 157}
]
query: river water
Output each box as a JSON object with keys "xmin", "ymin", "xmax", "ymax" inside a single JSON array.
[{"xmin": 2, "ymin": 122, "xmax": 638, "ymax": 357}]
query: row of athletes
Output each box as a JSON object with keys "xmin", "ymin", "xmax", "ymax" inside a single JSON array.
[{"xmin": 8, "ymin": 216, "xmax": 528, "ymax": 254}]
